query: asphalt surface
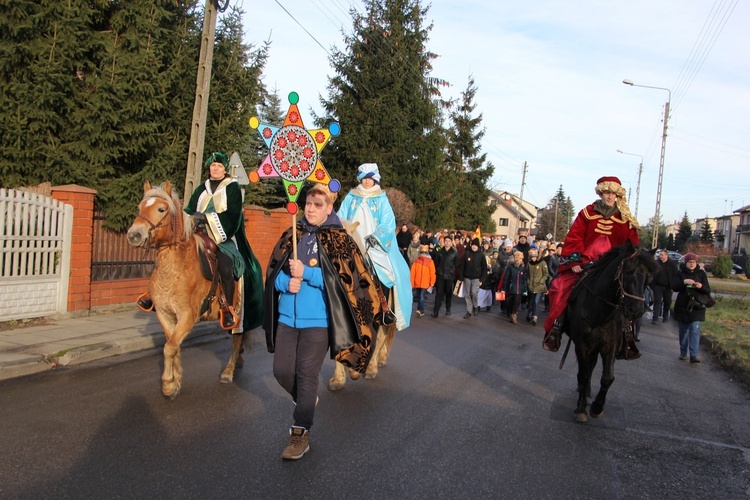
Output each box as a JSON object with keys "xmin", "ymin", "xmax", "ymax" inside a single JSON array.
[{"xmin": 1, "ymin": 297, "xmax": 749, "ymax": 499}]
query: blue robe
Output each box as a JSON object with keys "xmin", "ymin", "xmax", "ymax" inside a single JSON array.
[{"xmin": 338, "ymin": 185, "xmax": 412, "ymax": 330}]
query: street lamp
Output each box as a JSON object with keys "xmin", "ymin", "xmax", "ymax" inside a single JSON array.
[
  {"xmin": 623, "ymin": 79, "xmax": 671, "ymax": 249},
  {"xmin": 616, "ymin": 149, "xmax": 644, "ymax": 220}
]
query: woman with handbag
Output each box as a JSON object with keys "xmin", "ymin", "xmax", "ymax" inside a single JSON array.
[{"xmin": 671, "ymin": 253, "xmax": 712, "ymax": 363}]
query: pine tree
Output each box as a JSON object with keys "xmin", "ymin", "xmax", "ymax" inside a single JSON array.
[
  {"xmin": 536, "ymin": 186, "xmax": 575, "ymax": 242},
  {"xmin": 666, "ymin": 233, "xmax": 675, "ymax": 251},
  {"xmin": 319, "ymin": 0, "xmax": 447, "ymax": 228},
  {"xmin": 699, "ymin": 218, "xmax": 714, "ymax": 244},
  {"xmin": 639, "ymin": 213, "xmax": 668, "ymax": 249},
  {"xmin": 444, "ymin": 76, "xmax": 495, "ymax": 232},
  {"xmin": 675, "ymin": 212, "xmax": 693, "ymax": 252}
]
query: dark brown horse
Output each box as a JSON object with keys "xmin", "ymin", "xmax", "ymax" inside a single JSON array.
[
  {"xmin": 127, "ymin": 181, "xmax": 248, "ymax": 398},
  {"xmin": 565, "ymin": 240, "xmax": 657, "ymax": 422}
]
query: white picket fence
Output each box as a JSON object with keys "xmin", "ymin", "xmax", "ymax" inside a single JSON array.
[{"xmin": 0, "ymin": 188, "xmax": 73, "ymax": 321}]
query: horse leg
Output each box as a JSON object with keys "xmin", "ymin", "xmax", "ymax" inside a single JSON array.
[
  {"xmin": 574, "ymin": 344, "xmax": 596, "ymax": 422},
  {"xmin": 590, "ymin": 352, "xmax": 615, "ymax": 418},
  {"xmin": 161, "ymin": 316, "xmax": 197, "ymax": 398},
  {"xmin": 328, "ymin": 361, "xmax": 347, "ymax": 391},
  {"xmin": 220, "ymin": 333, "xmax": 245, "ymax": 384},
  {"xmin": 378, "ymin": 325, "xmax": 396, "ymax": 368}
]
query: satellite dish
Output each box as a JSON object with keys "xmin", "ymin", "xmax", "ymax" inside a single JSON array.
[{"xmin": 229, "ymin": 152, "xmax": 249, "ymax": 185}]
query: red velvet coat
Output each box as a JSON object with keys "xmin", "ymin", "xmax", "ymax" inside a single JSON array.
[{"xmin": 559, "ymin": 202, "xmax": 639, "ymax": 272}]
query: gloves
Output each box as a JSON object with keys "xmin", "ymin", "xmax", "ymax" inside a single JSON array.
[
  {"xmin": 191, "ymin": 212, "xmax": 207, "ymax": 226},
  {"xmin": 366, "ymin": 235, "xmax": 379, "ymax": 248}
]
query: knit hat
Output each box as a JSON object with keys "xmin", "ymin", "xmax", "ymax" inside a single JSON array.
[
  {"xmin": 594, "ymin": 175, "xmax": 639, "ymax": 230},
  {"xmin": 419, "ymin": 244, "xmax": 430, "ymax": 253},
  {"xmin": 471, "ymin": 238, "xmax": 480, "ymax": 247},
  {"xmin": 683, "ymin": 253, "xmax": 699, "ymax": 263},
  {"xmin": 357, "ymin": 163, "xmax": 381, "ymax": 184},
  {"xmin": 205, "ymin": 152, "xmax": 229, "ymax": 169}
]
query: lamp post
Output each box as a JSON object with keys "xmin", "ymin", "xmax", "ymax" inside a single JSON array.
[
  {"xmin": 623, "ymin": 79, "xmax": 671, "ymax": 249},
  {"xmin": 616, "ymin": 149, "xmax": 644, "ymax": 220}
]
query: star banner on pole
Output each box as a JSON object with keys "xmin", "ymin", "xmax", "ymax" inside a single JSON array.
[{"xmin": 248, "ymin": 92, "xmax": 341, "ymax": 214}]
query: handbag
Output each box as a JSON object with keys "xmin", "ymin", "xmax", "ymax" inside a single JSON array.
[
  {"xmin": 495, "ymin": 290, "xmax": 506, "ymax": 301},
  {"xmin": 695, "ymin": 292, "xmax": 716, "ymax": 308},
  {"xmin": 453, "ymin": 281, "xmax": 464, "ymax": 298}
]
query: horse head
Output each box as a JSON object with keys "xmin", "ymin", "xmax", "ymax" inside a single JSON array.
[
  {"xmin": 619, "ymin": 241, "xmax": 658, "ymax": 320},
  {"xmin": 127, "ymin": 180, "xmax": 189, "ymax": 249}
]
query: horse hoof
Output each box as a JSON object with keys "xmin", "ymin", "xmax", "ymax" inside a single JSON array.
[
  {"xmin": 163, "ymin": 387, "xmax": 181, "ymax": 399},
  {"xmin": 364, "ymin": 371, "xmax": 378, "ymax": 380},
  {"xmin": 574, "ymin": 411, "xmax": 588, "ymax": 423},
  {"xmin": 327, "ymin": 378, "xmax": 345, "ymax": 391},
  {"xmin": 348, "ymin": 369, "xmax": 360, "ymax": 381},
  {"xmin": 591, "ymin": 410, "xmax": 603, "ymax": 419},
  {"xmin": 220, "ymin": 374, "xmax": 233, "ymax": 384},
  {"xmin": 377, "ymin": 359, "xmax": 387, "ymax": 368}
]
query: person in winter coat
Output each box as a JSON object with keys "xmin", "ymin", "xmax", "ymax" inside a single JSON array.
[
  {"xmin": 478, "ymin": 249, "xmax": 500, "ymax": 312},
  {"xmin": 410, "ymin": 245, "xmax": 436, "ymax": 317},
  {"xmin": 265, "ymin": 183, "xmax": 381, "ymax": 460},
  {"xmin": 513, "ymin": 234, "xmax": 533, "ymax": 265},
  {"xmin": 432, "ymin": 235, "xmax": 460, "ymax": 317},
  {"xmin": 407, "ymin": 232, "xmax": 422, "ymax": 267},
  {"xmin": 525, "ymin": 249, "xmax": 549, "ymax": 326},
  {"xmin": 672, "ymin": 253, "xmax": 711, "ymax": 363},
  {"xmin": 458, "ymin": 238, "xmax": 488, "ymax": 319},
  {"xmin": 502, "ymin": 251, "xmax": 527, "ymax": 324},
  {"xmin": 652, "ymin": 249, "xmax": 679, "ymax": 324},
  {"xmin": 396, "ymin": 224, "xmax": 412, "ymax": 262}
]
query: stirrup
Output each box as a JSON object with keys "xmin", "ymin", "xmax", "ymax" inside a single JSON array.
[
  {"xmin": 136, "ymin": 292, "xmax": 154, "ymax": 312},
  {"xmin": 219, "ymin": 306, "xmax": 239, "ymax": 331},
  {"xmin": 543, "ymin": 331, "xmax": 561, "ymax": 352}
]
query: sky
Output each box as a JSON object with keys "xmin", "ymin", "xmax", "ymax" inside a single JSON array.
[{"xmin": 237, "ymin": 0, "xmax": 750, "ymax": 226}]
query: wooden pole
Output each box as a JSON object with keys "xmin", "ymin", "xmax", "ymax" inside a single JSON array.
[{"xmin": 183, "ymin": 0, "xmax": 218, "ymax": 203}]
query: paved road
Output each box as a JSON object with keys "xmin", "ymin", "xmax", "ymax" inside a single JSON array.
[{"xmin": 1, "ymin": 298, "xmax": 749, "ymax": 499}]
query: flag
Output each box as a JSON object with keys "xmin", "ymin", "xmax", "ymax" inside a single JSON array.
[{"xmin": 473, "ymin": 226, "xmax": 481, "ymax": 240}]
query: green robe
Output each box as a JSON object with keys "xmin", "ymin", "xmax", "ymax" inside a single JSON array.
[{"xmin": 185, "ymin": 178, "xmax": 263, "ymax": 332}]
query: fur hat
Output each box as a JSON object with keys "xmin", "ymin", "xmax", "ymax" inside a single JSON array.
[
  {"xmin": 357, "ymin": 163, "xmax": 381, "ymax": 184},
  {"xmin": 683, "ymin": 252, "xmax": 699, "ymax": 263},
  {"xmin": 205, "ymin": 152, "xmax": 229, "ymax": 169},
  {"xmin": 419, "ymin": 244, "xmax": 430, "ymax": 253}
]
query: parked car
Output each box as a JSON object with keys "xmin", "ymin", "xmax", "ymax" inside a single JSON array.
[{"xmin": 656, "ymin": 250, "xmax": 682, "ymax": 261}]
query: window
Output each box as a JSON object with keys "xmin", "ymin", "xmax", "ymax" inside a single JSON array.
[{"xmin": 498, "ymin": 218, "xmax": 509, "ymax": 226}]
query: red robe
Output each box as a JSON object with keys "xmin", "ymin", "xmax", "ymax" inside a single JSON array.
[{"xmin": 544, "ymin": 202, "xmax": 639, "ymax": 333}]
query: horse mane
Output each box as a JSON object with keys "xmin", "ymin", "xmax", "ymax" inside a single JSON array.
[
  {"xmin": 570, "ymin": 242, "xmax": 633, "ymax": 304},
  {"xmin": 143, "ymin": 183, "xmax": 192, "ymax": 242}
]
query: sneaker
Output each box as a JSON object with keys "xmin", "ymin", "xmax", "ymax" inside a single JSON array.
[
  {"xmin": 531, "ymin": 315, "xmax": 537, "ymax": 326},
  {"xmin": 282, "ymin": 426, "xmax": 310, "ymax": 460},
  {"xmin": 431, "ymin": 312, "xmax": 438, "ymax": 318},
  {"xmin": 463, "ymin": 312, "xmax": 472, "ymax": 319},
  {"xmin": 416, "ymin": 310, "xmax": 424, "ymax": 317},
  {"xmin": 473, "ymin": 307, "xmax": 479, "ymax": 317},
  {"xmin": 690, "ymin": 357, "xmax": 701, "ymax": 363}
]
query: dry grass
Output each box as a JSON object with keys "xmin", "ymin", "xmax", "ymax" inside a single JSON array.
[{"xmin": 702, "ymin": 296, "xmax": 750, "ymax": 385}]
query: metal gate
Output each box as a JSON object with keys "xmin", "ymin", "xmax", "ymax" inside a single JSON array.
[{"xmin": 0, "ymin": 188, "xmax": 73, "ymax": 321}]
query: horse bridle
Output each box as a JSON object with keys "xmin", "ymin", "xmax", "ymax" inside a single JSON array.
[{"xmin": 136, "ymin": 196, "xmax": 180, "ymax": 249}]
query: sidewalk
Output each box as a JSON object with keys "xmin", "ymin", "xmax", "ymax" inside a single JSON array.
[{"xmin": 0, "ymin": 307, "xmax": 222, "ymax": 382}]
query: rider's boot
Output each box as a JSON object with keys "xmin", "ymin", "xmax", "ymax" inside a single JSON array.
[
  {"xmin": 543, "ymin": 312, "xmax": 565, "ymax": 352},
  {"xmin": 137, "ymin": 291, "xmax": 154, "ymax": 312},
  {"xmin": 218, "ymin": 254, "xmax": 238, "ymax": 330}
]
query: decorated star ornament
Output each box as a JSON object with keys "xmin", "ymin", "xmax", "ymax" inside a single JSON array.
[{"xmin": 248, "ymin": 92, "xmax": 341, "ymax": 214}]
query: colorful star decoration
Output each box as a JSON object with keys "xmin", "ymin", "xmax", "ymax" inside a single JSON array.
[{"xmin": 248, "ymin": 92, "xmax": 341, "ymax": 214}]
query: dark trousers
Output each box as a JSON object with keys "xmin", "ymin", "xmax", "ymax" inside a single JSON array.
[
  {"xmin": 507, "ymin": 293, "xmax": 522, "ymax": 315},
  {"xmin": 273, "ymin": 323, "xmax": 329, "ymax": 430},
  {"xmin": 652, "ymin": 284, "xmax": 673, "ymax": 321},
  {"xmin": 433, "ymin": 277, "xmax": 454, "ymax": 315}
]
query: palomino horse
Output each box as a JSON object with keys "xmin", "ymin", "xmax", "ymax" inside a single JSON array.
[
  {"xmin": 127, "ymin": 180, "xmax": 247, "ymax": 398},
  {"xmin": 327, "ymin": 220, "xmax": 397, "ymax": 391},
  {"xmin": 565, "ymin": 240, "xmax": 657, "ymax": 422}
]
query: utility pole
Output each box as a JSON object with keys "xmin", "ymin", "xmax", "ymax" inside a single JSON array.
[
  {"xmin": 183, "ymin": 0, "xmax": 219, "ymax": 203},
  {"xmin": 553, "ymin": 196, "xmax": 559, "ymax": 242},
  {"xmin": 516, "ymin": 161, "xmax": 528, "ymax": 237}
]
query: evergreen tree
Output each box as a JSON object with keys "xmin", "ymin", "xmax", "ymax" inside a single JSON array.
[
  {"xmin": 639, "ymin": 213, "xmax": 668, "ymax": 249},
  {"xmin": 699, "ymin": 218, "xmax": 715, "ymax": 244},
  {"xmin": 675, "ymin": 212, "xmax": 693, "ymax": 252},
  {"xmin": 319, "ymin": 0, "xmax": 447, "ymax": 228},
  {"xmin": 666, "ymin": 233, "xmax": 675, "ymax": 251},
  {"xmin": 444, "ymin": 76, "xmax": 495, "ymax": 232},
  {"xmin": 536, "ymin": 186, "xmax": 574, "ymax": 242}
]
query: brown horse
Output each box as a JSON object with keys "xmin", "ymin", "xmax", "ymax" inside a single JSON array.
[{"xmin": 126, "ymin": 180, "xmax": 247, "ymax": 398}]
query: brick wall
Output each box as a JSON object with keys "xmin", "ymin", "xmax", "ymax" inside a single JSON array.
[{"xmin": 244, "ymin": 205, "xmax": 293, "ymax": 271}]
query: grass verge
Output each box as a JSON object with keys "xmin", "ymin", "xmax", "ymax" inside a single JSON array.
[{"xmin": 702, "ymin": 296, "xmax": 750, "ymax": 387}]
